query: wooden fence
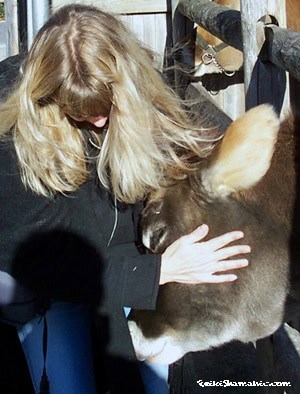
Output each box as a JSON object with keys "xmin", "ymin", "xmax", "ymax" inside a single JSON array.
[{"xmin": 175, "ymin": 0, "xmax": 300, "ymax": 119}]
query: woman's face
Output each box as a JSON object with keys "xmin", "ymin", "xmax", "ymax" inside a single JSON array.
[{"xmin": 69, "ymin": 114, "xmax": 108, "ymax": 128}]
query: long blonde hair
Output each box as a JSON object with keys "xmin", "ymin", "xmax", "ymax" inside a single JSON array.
[{"xmin": 0, "ymin": 3, "xmax": 214, "ymax": 203}]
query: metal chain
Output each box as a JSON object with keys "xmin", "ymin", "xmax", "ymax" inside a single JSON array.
[{"xmin": 201, "ymin": 45, "xmax": 235, "ymax": 77}]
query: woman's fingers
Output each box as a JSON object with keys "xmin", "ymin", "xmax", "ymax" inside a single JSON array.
[
  {"xmin": 181, "ymin": 224, "xmax": 209, "ymax": 244},
  {"xmin": 174, "ymin": 272, "xmax": 238, "ymax": 284},
  {"xmin": 202, "ymin": 230, "xmax": 246, "ymax": 251},
  {"xmin": 178, "ymin": 258, "xmax": 248, "ymax": 279},
  {"xmin": 203, "ymin": 274, "xmax": 238, "ymax": 283},
  {"xmin": 211, "ymin": 245, "xmax": 251, "ymax": 261},
  {"xmin": 211, "ymin": 258, "xmax": 249, "ymax": 273}
]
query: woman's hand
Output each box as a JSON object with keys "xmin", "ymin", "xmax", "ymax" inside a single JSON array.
[{"xmin": 160, "ymin": 224, "xmax": 250, "ymax": 285}]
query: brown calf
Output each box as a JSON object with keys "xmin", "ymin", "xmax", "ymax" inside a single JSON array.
[{"xmin": 128, "ymin": 105, "xmax": 297, "ymax": 364}]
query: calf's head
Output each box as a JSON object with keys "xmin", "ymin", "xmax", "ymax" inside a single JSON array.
[{"xmin": 141, "ymin": 104, "xmax": 280, "ymax": 252}]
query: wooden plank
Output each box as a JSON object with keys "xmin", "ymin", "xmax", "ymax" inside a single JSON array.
[
  {"xmin": 4, "ymin": 0, "xmax": 19, "ymax": 56},
  {"xmin": 217, "ymin": 84, "xmax": 245, "ymax": 120},
  {"xmin": 0, "ymin": 21, "xmax": 7, "ymax": 61},
  {"xmin": 119, "ymin": 13, "xmax": 167, "ymax": 68},
  {"xmin": 52, "ymin": 0, "xmax": 167, "ymax": 14},
  {"xmin": 265, "ymin": 25, "xmax": 300, "ymax": 81},
  {"xmin": 178, "ymin": 0, "xmax": 243, "ymax": 50},
  {"xmin": 186, "ymin": 82, "xmax": 232, "ymax": 130},
  {"xmin": 119, "ymin": 14, "xmax": 132, "ymax": 29},
  {"xmin": 32, "ymin": 0, "xmax": 50, "ymax": 37},
  {"xmin": 154, "ymin": 13, "xmax": 167, "ymax": 68}
]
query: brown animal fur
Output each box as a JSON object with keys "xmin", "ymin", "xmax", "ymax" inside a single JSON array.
[
  {"xmin": 128, "ymin": 105, "xmax": 297, "ymax": 364},
  {"xmin": 287, "ymin": 0, "xmax": 300, "ymax": 32}
]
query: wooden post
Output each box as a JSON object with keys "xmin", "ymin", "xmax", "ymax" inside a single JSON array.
[
  {"xmin": 4, "ymin": 0, "xmax": 19, "ymax": 56},
  {"xmin": 52, "ymin": 0, "xmax": 168, "ymax": 14},
  {"xmin": 32, "ymin": 0, "xmax": 50, "ymax": 38},
  {"xmin": 27, "ymin": 0, "xmax": 34, "ymax": 49},
  {"xmin": 171, "ymin": 0, "xmax": 194, "ymax": 97},
  {"xmin": 240, "ymin": 0, "xmax": 289, "ymax": 114}
]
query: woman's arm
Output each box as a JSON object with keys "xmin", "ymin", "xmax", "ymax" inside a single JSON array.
[{"xmin": 102, "ymin": 225, "xmax": 250, "ymax": 310}]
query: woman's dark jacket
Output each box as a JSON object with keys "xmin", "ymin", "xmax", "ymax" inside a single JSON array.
[
  {"xmin": 0, "ymin": 133, "xmax": 161, "ymax": 326},
  {"xmin": 0, "ymin": 55, "xmax": 161, "ymax": 392}
]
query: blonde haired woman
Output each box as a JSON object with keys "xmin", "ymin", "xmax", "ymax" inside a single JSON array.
[{"xmin": 0, "ymin": 4, "xmax": 250, "ymax": 393}]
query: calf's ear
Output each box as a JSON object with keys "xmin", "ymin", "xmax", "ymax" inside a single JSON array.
[{"xmin": 201, "ymin": 104, "xmax": 280, "ymax": 197}]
